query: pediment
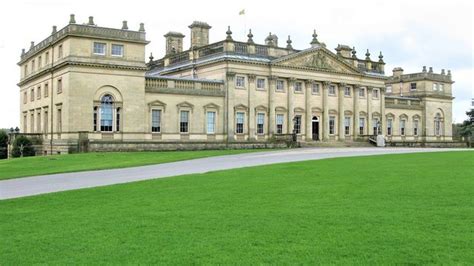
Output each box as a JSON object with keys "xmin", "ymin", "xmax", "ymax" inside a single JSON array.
[
  {"xmin": 255, "ymin": 105, "xmax": 268, "ymax": 112},
  {"xmin": 272, "ymin": 47, "xmax": 361, "ymax": 74},
  {"xmin": 204, "ymin": 102, "xmax": 220, "ymax": 110},
  {"xmin": 148, "ymin": 100, "xmax": 167, "ymax": 111},
  {"xmin": 177, "ymin": 101, "xmax": 194, "ymax": 110}
]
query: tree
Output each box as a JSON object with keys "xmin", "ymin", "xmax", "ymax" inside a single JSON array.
[
  {"xmin": 459, "ymin": 110, "xmax": 474, "ymax": 147},
  {"xmin": 0, "ymin": 130, "xmax": 7, "ymax": 159},
  {"xmin": 11, "ymin": 135, "xmax": 36, "ymax": 158}
]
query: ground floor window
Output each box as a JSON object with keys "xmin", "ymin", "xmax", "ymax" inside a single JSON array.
[
  {"xmin": 293, "ymin": 115, "xmax": 302, "ymax": 134},
  {"xmin": 180, "ymin": 110, "xmax": 189, "ymax": 133},
  {"xmin": 359, "ymin": 117, "xmax": 365, "ymax": 135},
  {"xmin": 372, "ymin": 118, "xmax": 379, "ymax": 135},
  {"xmin": 329, "ymin": 116, "xmax": 335, "ymax": 135},
  {"xmin": 257, "ymin": 113, "xmax": 265, "ymax": 134},
  {"xmin": 387, "ymin": 119, "xmax": 393, "ymax": 136},
  {"xmin": 57, "ymin": 108, "xmax": 62, "ymax": 133},
  {"xmin": 100, "ymin": 95, "xmax": 114, "ymax": 132},
  {"xmin": 116, "ymin": 108, "xmax": 121, "ymax": 132},
  {"xmin": 93, "ymin": 107, "xmax": 98, "ymax": 131},
  {"xmin": 44, "ymin": 110, "xmax": 48, "ymax": 134},
  {"xmin": 152, "ymin": 109, "xmax": 161, "ymax": 133},
  {"xmin": 413, "ymin": 120, "xmax": 419, "ymax": 136},
  {"xmin": 276, "ymin": 114, "xmax": 284, "ymax": 134},
  {"xmin": 236, "ymin": 112, "xmax": 244, "ymax": 134},
  {"xmin": 400, "ymin": 120, "xmax": 406, "ymax": 136},
  {"xmin": 207, "ymin": 111, "xmax": 216, "ymax": 134},
  {"xmin": 344, "ymin": 117, "xmax": 351, "ymax": 135},
  {"xmin": 434, "ymin": 114, "xmax": 442, "ymax": 136}
]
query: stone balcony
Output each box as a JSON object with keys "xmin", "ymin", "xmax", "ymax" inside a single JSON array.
[{"xmin": 145, "ymin": 76, "xmax": 225, "ymax": 97}]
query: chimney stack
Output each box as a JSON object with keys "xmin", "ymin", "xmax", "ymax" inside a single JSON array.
[
  {"xmin": 392, "ymin": 67, "xmax": 404, "ymax": 77},
  {"xmin": 164, "ymin": 31, "xmax": 185, "ymax": 55},
  {"xmin": 188, "ymin": 21, "xmax": 211, "ymax": 48},
  {"xmin": 69, "ymin": 14, "xmax": 76, "ymax": 24},
  {"xmin": 122, "ymin": 21, "xmax": 128, "ymax": 30},
  {"xmin": 88, "ymin": 16, "xmax": 95, "ymax": 26}
]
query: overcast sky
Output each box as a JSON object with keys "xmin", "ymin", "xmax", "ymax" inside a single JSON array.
[{"xmin": 0, "ymin": 0, "xmax": 472, "ymax": 128}]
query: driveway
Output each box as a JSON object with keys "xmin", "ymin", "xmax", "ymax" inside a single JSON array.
[{"xmin": 0, "ymin": 147, "xmax": 468, "ymax": 200}]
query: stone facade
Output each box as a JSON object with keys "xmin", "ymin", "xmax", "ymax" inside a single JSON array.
[{"xmin": 17, "ymin": 15, "xmax": 455, "ymax": 154}]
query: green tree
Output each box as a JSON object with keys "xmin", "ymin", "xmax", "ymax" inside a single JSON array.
[
  {"xmin": 11, "ymin": 136, "xmax": 36, "ymax": 158},
  {"xmin": 0, "ymin": 130, "xmax": 7, "ymax": 159},
  {"xmin": 459, "ymin": 110, "xmax": 474, "ymax": 147}
]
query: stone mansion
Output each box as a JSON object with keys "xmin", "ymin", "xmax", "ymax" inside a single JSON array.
[{"xmin": 17, "ymin": 15, "xmax": 455, "ymax": 153}]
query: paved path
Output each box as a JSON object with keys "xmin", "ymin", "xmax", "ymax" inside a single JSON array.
[{"xmin": 0, "ymin": 147, "xmax": 468, "ymax": 200}]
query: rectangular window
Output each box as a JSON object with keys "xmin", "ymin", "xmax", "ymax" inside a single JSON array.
[
  {"xmin": 179, "ymin": 110, "xmax": 189, "ymax": 133},
  {"xmin": 44, "ymin": 110, "xmax": 48, "ymax": 134},
  {"xmin": 344, "ymin": 117, "xmax": 351, "ymax": 135},
  {"xmin": 44, "ymin": 83, "xmax": 49, "ymax": 97},
  {"xmin": 93, "ymin": 106, "xmax": 98, "ymax": 131},
  {"xmin": 38, "ymin": 56, "xmax": 42, "ymax": 69},
  {"xmin": 387, "ymin": 119, "xmax": 393, "ymax": 136},
  {"xmin": 400, "ymin": 120, "xmax": 406, "ymax": 136},
  {"xmin": 312, "ymin": 83, "xmax": 320, "ymax": 94},
  {"xmin": 373, "ymin": 89, "xmax": 379, "ymax": 99},
  {"xmin": 206, "ymin": 111, "xmax": 216, "ymax": 134},
  {"xmin": 359, "ymin": 88, "xmax": 365, "ymax": 97},
  {"xmin": 45, "ymin": 52, "xmax": 49, "ymax": 64},
  {"xmin": 30, "ymin": 88, "xmax": 34, "ymax": 101},
  {"xmin": 410, "ymin": 83, "xmax": 417, "ymax": 91},
  {"xmin": 57, "ymin": 109, "xmax": 62, "ymax": 133},
  {"xmin": 37, "ymin": 111, "xmax": 41, "ymax": 133},
  {"xmin": 24, "ymin": 65, "xmax": 28, "ymax": 76},
  {"xmin": 372, "ymin": 118, "xmax": 379, "ymax": 135},
  {"xmin": 256, "ymin": 78, "xmax": 265, "ymax": 90},
  {"xmin": 432, "ymin": 83, "xmax": 438, "ymax": 91},
  {"xmin": 30, "ymin": 113, "xmax": 35, "ymax": 133},
  {"xmin": 93, "ymin": 42, "xmax": 106, "ymax": 55},
  {"xmin": 413, "ymin": 120, "xmax": 419, "ymax": 136},
  {"xmin": 111, "ymin": 44, "xmax": 124, "ymax": 56},
  {"xmin": 236, "ymin": 112, "xmax": 244, "ymax": 134},
  {"xmin": 23, "ymin": 114, "xmax": 27, "ymax": 133},
  {"xmin": 293, "ymin": 115, "xmax": 301, "ymax": 134},
  {"xmin": 151, "ymin": 110, "xmax": 162, "ymax": 133},
  {"xmin": 37, "ymin": 86, "xmax": 41, "ymax": 99},
  {"xmin": 257, "ymin": 113, "xmax": 265, "ymax": 134},
  {"xmin": 344, "ymin": 87, "xmax": 351, "ymax": 96},
  {"xmin": 276, "ymin": 114, "xmax": 284, "ymax": 134},
  {"xmin": 58, "ymin": 45, "xmax": 63, "ymax": 58},
  {"xmin": 294, "ymin": 82, "xmax": 302, "ymax": 92},
  {"xmin": 116, "ymin": 108, "xmax": 121, "ymax": 132},
  {"xmin": 386, "ymin": 86, "xmax": 392, "ymax": 93},
  {"xmin": 57, "ymin": 78, "xmax": 62, "ymax": 94},
  {"xmin": 31, "ymin": 60, "xmax": 35, "ymax": 72},
  {"xmin": 329, "ymin": 85, "xmax": 336, "ymax": 95},
  {"xmin": 439, "ymin": 84, "xmax": 444, "ymax": 91},
  {"xmin": 359, "ymin": 117, "xmax": 365, "ymax": 135},
  {"xmin": 236, "ymin": 76, "xmax": 245, "ymax": 88},
  {"xmin": 435, "ymin": 119, "xmax": 441, "ymax": 136},
  {"xmin": 329, "ymin": 116, "xmax": 335, "ymax": 135},
  {"xmin": 276, "ymin": 80, "xmax": 284, "ymax": 91},
  {"xmin": 23, "ymin": 91, "xmax": 27, "ymax": 104}
]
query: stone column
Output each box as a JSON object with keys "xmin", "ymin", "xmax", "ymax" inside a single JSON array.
[
  {"xmin": 366, "ymin": 86, "xmax": 372, "ymax": 135},
  {"xmin": 287, "ymin": 78, "xmax": 295, "ymax": 134},
  {"xmin": 305, "ymin": 80, "xmax": 313, "ymax": 141},
  {"xmin": 338, "ymin": 83, "xmax": 345, "ymax": 141},
  {"xmin": 380, "ymin": 87, "xmax": 386, "ymax": 136},
  {"xmin": 322, "ymin": 81, "xmax": 330, "ymax": 141},
  {"xmin": 353, "ymin": 85, "xmax": 360, "ymax": 138},
  {"xmin": 268, "ymin": 76, "xmax": 276, "ymax": 136},
  {"xmin": 226, "ymin": 72, "xmax": 236, "ymax": 141},
  {"xmin": 248, "ymin": 74, "xmax": 256, "ymax": 140}
]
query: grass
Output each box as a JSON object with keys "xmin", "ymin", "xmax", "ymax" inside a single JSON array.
[
  {"xmin": 0, "ymin": 149, "xmax": 270, "ymax": 180},
  {"xmin": 1, "ymin": 151, "xmax": 473, "ymax": 264}
]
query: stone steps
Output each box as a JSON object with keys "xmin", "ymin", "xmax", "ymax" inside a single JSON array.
[{"xmin": 300, "ymin": 141, "xmax": 374, "ymax": 148}]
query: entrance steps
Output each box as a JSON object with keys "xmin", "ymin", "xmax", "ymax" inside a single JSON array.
[{"xmin": 300, "ymin": 141, "xmax": 374, "ymax": 148}]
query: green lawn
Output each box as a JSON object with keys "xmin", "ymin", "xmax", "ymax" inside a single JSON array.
[
  {"xmin": 1, "ymin": 151, "xmax": 473, "ymax": 264},
  {"xmin": 0, "ymin": 149, "xmax": 269, "ymax": 180}
]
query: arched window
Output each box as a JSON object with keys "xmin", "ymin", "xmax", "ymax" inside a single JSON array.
[
  {"xmin": 434, "ymin": 113, "xmax": 442, "ymax": 136},
  {"xmin": 100, "ymin": 94, "xmax": 114, "ymax": 132}
]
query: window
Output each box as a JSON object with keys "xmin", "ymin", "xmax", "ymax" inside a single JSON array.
[
  {"xmin": 44, "ymin": 83, "xmax": 49, "ymax": 97},
  {"xmin": 293, "ymin": 115, "xmax": 301, "ymax": 134},
  {"xmin": 23, "ymin": 114, "xmax": 27, "ymax": 133},
  {"xmin": 359, "ymin": 117, "xmax": 365, "ymax": 135},
  {"xmin": 257, "ymin": 113, "xmax": 265, "ymax": 134},
  {"xmin": 38, "ymin": 56, "xmax": 42, "ymax": 69},
  {"xmin": 236, "ymin": 112, "xmax": 244, "ymax": 134},
  {"xmin": 57, "ymin": 108, "xmax": 62, "ymax": 133},
  {"xmin": 93, "ymin": 42, "xmax": 106, "ymax": 55},
  {"xmin": 294, "ymin": 82, "xmax": 302, "ymax": 92},
  {"xmin": 256, "ymin": 78, "xmax": 265, "ymax": 90},
  {"xmin": 329, "ymin": 85, "xmax": 336, "ymax": 95},
  {"xmin": 45, "ymin": 52, "xmax": 49, "ymax": 64},
  {"xmin": 37, "ymin": 111, "xmax": 41, "ymax": 133},
  {"xmin": 31, "ymin": 60, "xmax": 35, "ymax": 72},
  {"xmin": 434, "ymin": 114, "xmax": 442, "ymax": 136},
  {"xmin": 23, "ymin": 91, "xmax": 27, "ymax": 104},
  {"xmin": 372, "ymin": 118, "xmax": 379, "ymax": 135},
  {"xmin": 413, "ymin": 120, "xmax": 419, "ymax": 136},
  {"xmin": 100, "ymin": 95, "xmax": 113, "ymax": 132},
  {"xmin": 93, "ymin": 106, "xmax": 98, "ymax": 131},
  {"xmin": 180, "ymin": 111, "xmax": 189, "ymax": 133},
  {"xmin": 439, "ymin": 84, "xmax": 444, "ymax": 91},
  {"xmin": 30, "ymin": 88, "xmax": 34, "ymax": 101},
  {"xmin": 432, "ymin": 83, "xmax": 438, "ymax": 91},
  {"xmin": 344, "ymin": 117, "xmax": 351, "ymax": 135},
  {"xmin": 30, "ymin": 113, "xmax": 34, "ymax": 133},
  {"xmin": 329, "ymin": 116, "xmax": 335, "ymax": 135},
  {"xmin": 37, "ymin": 86, "xmax": 41, "ymax": 99},
  {"xmin": 344, "ymin": 87, "xmax": 351, "ymax": 96},
  {"xmin": 111, "ymin": 44, "xmax": 124, "ymax": 56},
  {"xmin": 276, "ymin": 114, "xmax": 284, "ymax": 134},
  {"xmin": 386, "ymin": 86, "xmax": 392, "ymax": 93},
  {"xmin": 116, "ymin": 107, "xmax": 121, "ymax": 132},
  {"xmin": 236, "ymin": 76, "xmax": 245, "ymax": 88},
  {"xmin": 44, "ymin": 110, "xmax": 48, "ymax": 134},
  {"xmin": 57, "ymin": 78, "xmax": 62, "ymax": 94},
  {"xmin": 359, "ymin": 88, "xmax": 365, "ymax": 97},
  {"xmin": 387, "ymin": 119, "xmax": 393, "ymax": 136},
  {"xmin": 58, "ymin": 44, "xmax": 63, "ymax": 58},
  {"xmin": 24, "ymin": 65, "xmax": 28, "ymax": 76},
  {"xmin": 276, "ymin": 80, "xmax": 284, "ymax": 91},
  {"xmin": 312, "ymin": 83, "xmax": 320, "ymax": 94},
  {"xmin": 207, "ymin": 111, "xmax": 216, "ymax": 134},
  {"xmin": 400, "ymin": 119, "xmax": 406, "ymax": 136},
  {"xmin": 410, "ymin": 83, "xmax": 417, "ymax": 91},
  {"xmin": 151, "ymin": 110, "xmax": 161, "ymax": 133},
  {"xmin": 373, "ymin": 89, "xmax": 379, "ymax": 99}
]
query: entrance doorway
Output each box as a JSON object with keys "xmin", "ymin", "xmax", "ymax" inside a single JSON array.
[{"xmin": 312, "ymin": 116, "xmax": 319, "ymax": 141}]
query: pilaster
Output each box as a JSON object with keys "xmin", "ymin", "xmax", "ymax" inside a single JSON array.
[
  {"xmin": 268, "ymin": 76, "xmax": 277, "ymax": 136},
  {"xmin": 366, "ymin": 86, "xmax": 373, "ymax": 135},
  {"xmin": 248, "ymin": 74, "xmax": 256, "ymax": 140},
  {"xmin": 353, "ymin": 85, "xmax": 360, "ymax": 137},
  {"xmin": 380, "ymin": 87, "xmax": 386, "ymax": 136},
  {"xmin": 322, "ymin": 81, "xmax": 330, "ymax": 141},
  {"xmin": 288, "ymin": 78, "xmax": 296, "ymax": 133},
  {"xmin": 338, "ymin": 83, "xmax": 345, "ymax": 141},
  {"xmin": 305, "ymin": 80, "xmax": 312, "ymax": 140},
  {"xmin": 226, "ymin": 72, "xmax": 236, "ymax": 141}
]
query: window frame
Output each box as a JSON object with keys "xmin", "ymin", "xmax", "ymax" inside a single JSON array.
[
  {"xmin": 294, "ymin": 81, "xmax": 303, "ymax": 93},
  {"xmin": 359, "ymin": 117, "xmax": 365, "ymax": 135},
  {"xmin": 276, "ymin": 114, "xmax": 284, "ymax": 134},
  {"xmin": 256, "ymin": 78, "xmax": 266, "ymax": 90},
  {"xmin": 236, "ymin": 112, "xmax": 245, "ymax": 134},
  {"xmin": 276, "ymin": 80, "xmax": 285, "ymax": 92},
  {"xmin": 93, "ymin": 42, "xmax": 107, "ymax": 56},
  {"xmin": 151, "ymin": 109, "xmax": 162, "ymax": 133},
  {"xmin": 329, "ymin": 116, "xmax": 336, "ymax": 135},
  {"xmin": 329, "ymin": 85, "xmax": 336, "ymax": 96},
  {"xmin": 344, "ymin": 86, "xmax": 351, "ymax": 97},
  {"xmin": 311, "ymin": 83, "xmax": 320, "ymax": 95},
  {"xmin": 359, "ymin": 88, "xmax": 365, "ymax": 97},
  {"xmin": 179, "ymin": 110, "xmax": 190, "ymax": 133},
  {"xmin": 111, "ymin": 44, "xmax": 124, "ymax": 57},
  {"xmin": 256, "ymin": 113, "xmax": 265, "ymax": 135},
  {"xmin": 344, "ymin": 117, "xmax": 351, "ymax": 135},
  {"xmin": 410, "ymin": 83, "xmax": 417, "ymax": 91},
  {"xmin": 235, "ymin": 76, "xmax": 245, "ymax": 88},
  {"xmin": 206, "ymin": 111, "xmax": 216, "ymax": 134},
  {"xmin": 293, "ymin": 115, "xmax": 302, "ymax": 134}
]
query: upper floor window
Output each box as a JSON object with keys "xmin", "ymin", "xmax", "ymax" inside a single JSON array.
[
  {"xmin": 24, "ymin": 65, "xmax": 28, "ymax": 76},
  {"xmin": 329, "ymin": 85, "xmax": 336, "ymax": 95},
  {"xmin": 30, "ymin": 88, "xmax": 34, "ymax": 101},
  {"xmin": 236, "ymin": 112, "xmax": 244, "ymax": 134},
  {"xmin": 359, "ymin": 88, "xmax": 365, "ymax": 97},
  {"xmin": 151, "ymin": 109, "xmax": 161, "ymax": 133},
  {"xmin": 276, "ymin": 80, "xmax": 284, "ymax": 91},
  {"xmin": 23, "ymin": 91, "xmax": 27, "ymax": 104},
  {"xmin": 31, "ymin": 60, "xmax": 35, "ymax": 72},
  {"xmin": 44, "ymin": 83, "xmax": 49, "ymax": 98},
  {"xmin": 236, "ymin": 76, "xmax": 245, "ymax": 88},
  {"xmin": 111, "ymin": 44, "xmax": 124, "ymax": 57},
  {"xmin": 38, "ymin": 56, "xmax": 42, "ymax": 69},
  {"xmin": 58, "ymin": 44, "xmax": 63, "ymax": 58},
  {"xmin": 45, "ymin": 52, "xmax": 49, "ymax": 64},
  {"xmin": 256, "ymin": 78, "xmax": 265, "ymax": 90},
  {"xmin": 432, "ymin": 83, "xmax": 438, "ymax": 91},
  {"xmin": 180, "ymin": 110, "xmax": 189, "ymax": 133},
  {"xmin": 93, "ymin": 42, "xmax": 106, "ymax": 55},
  {"xmin": 410, "ymin": 83, "xmax": 417, "ymax": 91},
  {"xmin": 386, "ymin": 86, "xmax": 392, "ymax": 93},
  {"xmin": 439, "ymin": 84, "xmax": 444, "ymax": 91},
  {"xmin": 57, "ymin": 78, "xmax": 63, "ymax": 94},
  {"xmin": 37, "ymin": 85, "xmax": 41, "ymax": 99},
  {"xmin": 312, "ymin": 83, "xmax": 320, "ymax": 94},
  {"xmin": 344, "ymin": 87, "xmax": 351, "ymax": 96},
  {"xmin": 294, "ymin": 82, "xmax": 303, "ymax": 92},
  {"xmin": 373, "ymin": 89, "xmax": 379, "ymax": 99}
]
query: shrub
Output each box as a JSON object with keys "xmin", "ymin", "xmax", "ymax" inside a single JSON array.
[
  {"xmin": 11, "ymin": 135, "xmax": 36, "ymax": 158},
  {"xmin": 0, "ymin": 130, "xmax": 7, "ymax": 159}
]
